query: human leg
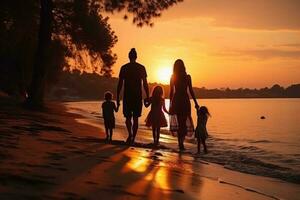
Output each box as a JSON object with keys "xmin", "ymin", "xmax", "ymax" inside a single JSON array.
[
  {"xmin": 177, "ymin": 115, "xmax": 187, "ymax": 150},
  {"xmin": 202, "ymin": 140, "xmax": 208, "ymax": 153},
  {"xmin": 197, "ymin": 139, "xmax": 201, "ymax": 154},
  {"xmin": 152, "ymin": 126, "xmax": 156, "ymax": 145},
  {"xmin": 132, "ymin": 116, "xmax": 139, "ymax": 144},
  {"xmin": 156, "ymin": 127, "xmax": 160, "ymax": 145},
  {"xmin": 125, "ymin": 117, "xmax": 132, "ymax": 143},
  {"xmin": 109, "ymin": 128, "xmax": 113, "ymax": 142},
  {"xmin": 105, "ymin": 127, "xmax": 109, "ymax": 141}
]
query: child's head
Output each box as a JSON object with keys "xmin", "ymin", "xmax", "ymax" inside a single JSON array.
[
  {"xmin": 198, "ymin": 106, "xmax": 210, "ymax": 117},
  {"xmin": 104, "ymin": 91, "xmax": 113, "ymax": 101},
  {"xmin": 152, "ymin": 86, "xmax": 164, "ymax": 100}
]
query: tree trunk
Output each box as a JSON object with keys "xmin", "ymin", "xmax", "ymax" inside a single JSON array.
[{"xmin": 26, "ymin": 0, "xmax": 53, "ymax": 108}]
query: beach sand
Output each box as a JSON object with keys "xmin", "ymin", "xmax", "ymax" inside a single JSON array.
[{"xmin": 0, "ymin": 97, "xmax": 299, "ymax": 200}]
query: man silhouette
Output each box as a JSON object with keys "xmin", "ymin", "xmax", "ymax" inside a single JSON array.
[{"xmin": 117, "ymin": 48, "xmax": 149, "ymax": 144}]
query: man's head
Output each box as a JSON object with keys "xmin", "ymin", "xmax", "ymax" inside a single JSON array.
[{"xmin": 128, "ymin": 48, "xmax": 137, "ymax": 62}]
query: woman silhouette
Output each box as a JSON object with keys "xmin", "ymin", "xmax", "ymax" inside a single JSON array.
[{"xmin": 169, "ymin": 59, "xmax": 199, "ymax": 150}]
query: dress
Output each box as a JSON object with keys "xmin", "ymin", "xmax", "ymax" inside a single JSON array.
[
  {"xmin": 195, "ymin": 114, "xmax": 208, "ymax": 141},
  {"xmin": 145, "ymin": 98, "xmax": 168, "ymax": 128},
  {"xmin": 169, "ymin": 74, "xmax": 194, "ymax": 136}
]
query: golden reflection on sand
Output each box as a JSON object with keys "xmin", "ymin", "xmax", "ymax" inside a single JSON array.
[
  {"xmin": 123, "ymin": 152, "xmax": 150, "ymax": 173},
  {"xmin": 146, "ymin": 167, "xmax": 170, "ymax": 190}
]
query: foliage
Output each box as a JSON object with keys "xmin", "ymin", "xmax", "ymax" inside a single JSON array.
[{"xmin": 0, "ymin": 0, "xmax": 183, "ymax": 98}]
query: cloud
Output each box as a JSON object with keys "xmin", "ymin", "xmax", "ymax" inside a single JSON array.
[
  {"xmin": 160, "ymin": 0, "xmax": 300, "ymax": 30},
  {"xmin": 215, "ymin": 48, "xmax": 300, "ymax": 59},
  {"xmin": 273, "ymin": 43, "xmax": 300, "ymax": 48}
]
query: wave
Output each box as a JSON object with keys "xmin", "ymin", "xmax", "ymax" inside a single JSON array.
[
  {"xmin": 210, "ymin": 137, "xmax": 281, "ymax": 144},
  {"xmin": 201, "ymin": 138, "xmax": 300, "ymax": 184},
  {"xmin": 248, "ymin": 139, "xmax": 273, "ymax": 144}
]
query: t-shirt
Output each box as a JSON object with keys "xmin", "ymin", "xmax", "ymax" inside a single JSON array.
[
  {"xmin": 102, "ymin": 101, "xmax": 116, "ymax": 120},
  {"xmin": 119, "ymin": 62, "xmax": 147, "ymax": 102}
]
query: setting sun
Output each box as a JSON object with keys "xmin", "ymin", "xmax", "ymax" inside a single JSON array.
[{"xmin": 156, "ymin": 67, "xmax": 172, "ymax": 84}]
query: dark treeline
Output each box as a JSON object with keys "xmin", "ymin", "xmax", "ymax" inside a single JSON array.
[{"xmin": 48, "ymin": 70, "xmax": 300, "ymax": 100}]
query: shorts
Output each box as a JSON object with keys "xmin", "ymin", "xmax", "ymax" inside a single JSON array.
[
  {"xmin": 123, "ymin": 99, "xmax": 143, "ymax": 118},
  {"xmin": 104, "ymin": 118, "xmax": 115, "ymax": 129}
]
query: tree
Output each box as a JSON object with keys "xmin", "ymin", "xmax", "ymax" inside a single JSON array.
[
  {"xmin": 0, "ymin": 0, "xmax": 38, "ymax": 97},
  {"xmin": 27, "ymin": 0, "xmax": 53, "ymax": 107},
  {"xmin": 1, "ymin": 0, "xmax": 184, "ymax": 107}
]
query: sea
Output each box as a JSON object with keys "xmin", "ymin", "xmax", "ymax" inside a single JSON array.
[{"xmin": 65, "ymin": 98, "xmax": 300, "ymax": 184}]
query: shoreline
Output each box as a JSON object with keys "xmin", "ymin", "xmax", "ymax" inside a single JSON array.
[
  {"xmin": 65, "ymin": 102, "xmax": 300, "ymax": 199},
  {"xmin": 0, "ymin": 99, "xmax": 299, "ymax": 199},
  {"xmin": 66, "ymin": 100, "xmax": 300, "ymax": 185}
]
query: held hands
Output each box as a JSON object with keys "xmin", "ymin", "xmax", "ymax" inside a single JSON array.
[
  {"xmin": 116, "ymin": 100, "xmax": 120, "ymax": 112},
  {"xmin": 144, "ymin": 98, "xmax": 150, "ymax": 108},
  {"xmin": 195, "ymin": 102, "xmax": 200, "ymax": 110},
  {"xmin": 165, "ymin": 110, "xmax": 170, "ymax": 115}
]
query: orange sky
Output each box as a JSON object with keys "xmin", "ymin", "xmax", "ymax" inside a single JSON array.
[{"xmin": 106, "ymin": 0, "xmax": 300, "ymax": 89}]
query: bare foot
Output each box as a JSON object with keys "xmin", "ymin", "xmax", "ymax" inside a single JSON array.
[{"xmin": 125, "ymin": 137, "xmax": 131, "ymax": 144}]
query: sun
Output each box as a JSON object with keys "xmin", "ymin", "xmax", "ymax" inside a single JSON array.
[{"xmin": 156, "ymin": 67, "xmax": 172, "ymax": 84}]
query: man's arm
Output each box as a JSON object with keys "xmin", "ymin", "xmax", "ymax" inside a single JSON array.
[
  {"xmin": 113, "ymin": 102, "xmax": 118, "ymax": 112},
  {"xmin": 116, "ymin": 78, "xmax": 123, "ymax": 107},
  {"xmin": 142, "ymin": 77, "xmax": 149, "ymax": 99}
]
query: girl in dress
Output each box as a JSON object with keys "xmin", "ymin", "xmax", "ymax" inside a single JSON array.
[
  {"xmin": 145, "ymin": 86, "xmax": 169, "ymax": 146},
  {"xmin": 195, "ymin": 106, "xmax": 210, "ymax": 154}
]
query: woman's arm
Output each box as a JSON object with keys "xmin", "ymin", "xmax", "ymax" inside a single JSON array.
[
  {"xmin": 169, "ymin": 75, "xmax": 174, "ymax": 101},
  {"xmin": 169, "ymin": 75, "xmax": 174, "ymax": 112},
  {"xmin": 188, "ymin": 75, "xmax": 199, "ymax": 109}
]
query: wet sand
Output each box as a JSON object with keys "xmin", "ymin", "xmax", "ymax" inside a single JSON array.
[{"xmin": 0, "ymin": 98, "xmax": 299, "ymax": 200}]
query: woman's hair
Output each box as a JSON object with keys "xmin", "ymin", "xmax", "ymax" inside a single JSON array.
[
  {"xmin": 104, "ymin": 91, "xmax": 113, "ymax": 101},
  {"xmin": 151, "ymin": 86, "xmax": 164, "ymax": 103},
  {"xmin": 198, "ymin": 106, "xmax": 210, "ymax": 117},
  {"xmin": 173, "ymin": 59, "xmax": 187, "ymax": 81}
]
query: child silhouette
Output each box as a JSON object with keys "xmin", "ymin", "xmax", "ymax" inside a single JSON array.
[
  {"xmin": 195, "ymin": 106, "xmax": 210, "ymax": 154},
  {"xmin": 102, "ymin": 91, "xmax": 118, "ymax": 142},
  {"xmin": 145, "ymin": 86, "xmax": 169, "ymax": 146}
]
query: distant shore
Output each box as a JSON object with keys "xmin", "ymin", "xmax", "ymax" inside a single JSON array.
[
  {"xmin": 54, "ymin": 97, "xmax": 300, "ymax": 102},
  {"xmin": 46, "ymin": 71, "xmax": 300, "ymax": 100},
  {"xmin": 0, "ymin": 97, "xmax": 299, "ymax": 199}
]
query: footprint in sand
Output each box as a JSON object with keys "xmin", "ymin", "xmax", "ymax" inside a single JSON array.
[
  {"xmin": 154, "ymin": 152, "xmax": 163, "ymax": 156},
  {"xmin": 46, "ymin": 152, "xmax": 66, "ymax": 161},
  {"xmin": 85, "ymin": 181, "xmax": 98, "ymax": 185}
]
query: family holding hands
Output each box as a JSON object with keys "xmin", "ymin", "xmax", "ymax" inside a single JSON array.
[{"xmin": 102, "ymin": 48, "xmax": 210, "ymax": 154}]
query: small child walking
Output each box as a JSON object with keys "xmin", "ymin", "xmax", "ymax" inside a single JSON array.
[
  {"xmin": 195, "ymin": 106, "xmax": 210, "ymax": 154},
  {"xmin": 102, "ymin": 91, "xmax": 118, "ymax": 142},
  {"xmin": 145, "ymin": 86, "xmax": 169, "ymax": 146}
]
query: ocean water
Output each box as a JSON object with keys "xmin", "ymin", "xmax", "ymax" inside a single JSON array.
[{"xmin": 65, "ymin": 98, "xmax": 300, "ymax": 184}]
